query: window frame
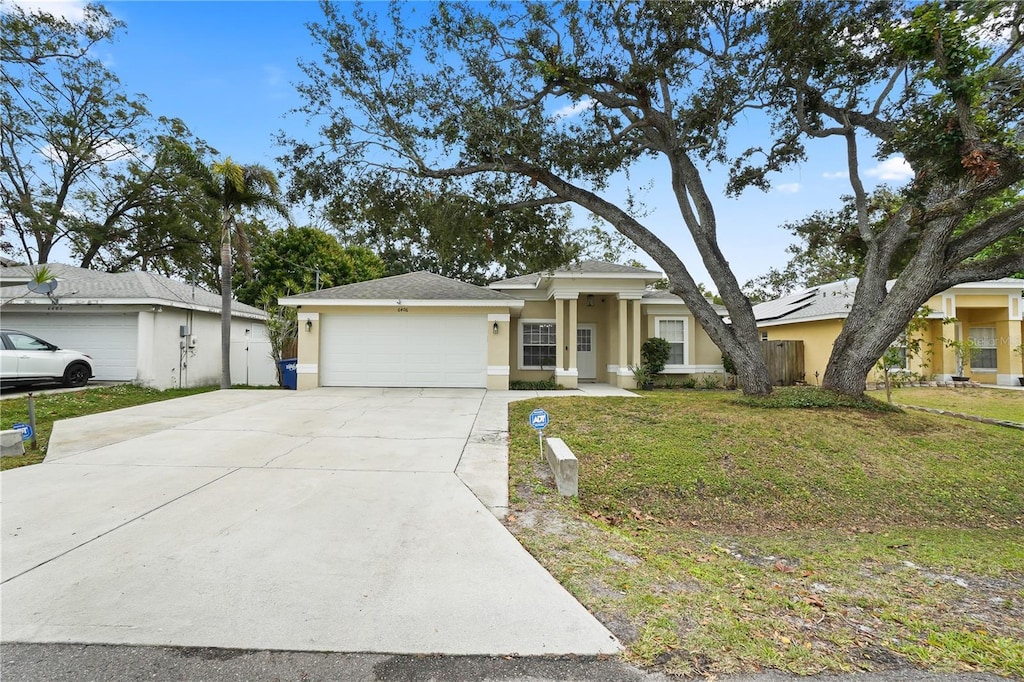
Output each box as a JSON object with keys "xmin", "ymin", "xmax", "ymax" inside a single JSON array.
[
  {"xmin": 518, "ymin": 319, "xmax": 558, "ymax": 370},
  {"xmin": 968, "ymin": 326, "xmax": 997, "ymax": 371},
  {"xmin": 654, "ymin": 316, "xmax": 688, "ymax": 369}
]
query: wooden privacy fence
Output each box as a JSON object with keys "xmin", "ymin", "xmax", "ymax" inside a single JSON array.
[{"xmin": 761, "ymin": 340, "xmax": 805, "ymax": 386}]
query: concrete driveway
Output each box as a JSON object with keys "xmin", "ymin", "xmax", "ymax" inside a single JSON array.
[{"xmin": 0, "ymin": 388, "xmax": 618, "ymax": 655}]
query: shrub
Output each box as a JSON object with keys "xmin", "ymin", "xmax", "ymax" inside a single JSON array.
[
  {"xmin": 510, "ymin": 380, "xmax": 559, "ymax": 390},
  {"xmin": 641, "ymin": 337, "xmax": 671, "ymax": 376},
  {"xmin": 736, "ymin": 386, "xmax": 898, "ymax": 412},
  {"xmin": 700, "ymin": 373, "xmax": 721, "ymax": 389},
  {"xmin": 721, "ymin": 353, "xmax": 736, "ymax": 375}
]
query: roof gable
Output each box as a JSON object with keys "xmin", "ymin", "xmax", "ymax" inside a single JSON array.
[{"xmin": 490, "ymin": 260, "xmax": 661, "ymax": 290}]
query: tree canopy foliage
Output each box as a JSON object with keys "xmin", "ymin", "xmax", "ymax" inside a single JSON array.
[
  {"xmin": 285, "ymin": 0, "xmax": 1023, "ymax": 396},
  {"xmin": 234, "ymin": 225, "xmax": 385, "ymax": 306},
  {"xmin": 746, "ymin": 186, "xmax": 1024, "ymax": 302}
]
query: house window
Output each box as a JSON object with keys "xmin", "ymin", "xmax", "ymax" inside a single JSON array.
[
  {"xmin": 760, "ymin": 331, "xmax": 768, "ymax": 342},
  {"xmin": 656, "ymin": 317, "xmax": 686, "ymax": 365},
  {"xmin": 521, "ymin": 321, "xmax": 557, "ymax": 369},
  {"xmin": 969, "ymin": 327, "xmax": 997, "ymax": 370},
  {"xmin": 884, "ymin": 344, "xmax": 908, "ymax": 370}
]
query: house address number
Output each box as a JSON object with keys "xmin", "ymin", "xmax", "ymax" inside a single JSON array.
[{"xmin": 397, "ymin": 307, "xmax": 409, "ymax": 313}]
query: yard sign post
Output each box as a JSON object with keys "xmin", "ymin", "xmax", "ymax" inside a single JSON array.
[{"xmin": 528, "ymin": 408, "xmax": 549, "ymax": 459}]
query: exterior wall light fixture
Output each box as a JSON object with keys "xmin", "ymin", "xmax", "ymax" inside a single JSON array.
[
  {"xmin": 492, "ymin": 321, "xmax": 500, "ymax": 335},
  {"xmin": 305, "ymin": 320, "xmax": 313, "ymax": 332}
]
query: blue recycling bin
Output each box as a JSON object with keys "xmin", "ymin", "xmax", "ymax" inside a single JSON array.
[{"xmin": 278, "ymin": 358, "xmax": 298, "ymax": 390}]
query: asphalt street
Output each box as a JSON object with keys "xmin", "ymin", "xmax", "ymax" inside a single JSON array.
[{"xmin": 1, "ymin": 644, "xmax": 1011, "ymax": 682}]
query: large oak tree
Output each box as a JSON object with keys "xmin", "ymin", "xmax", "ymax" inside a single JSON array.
[{"xmin": 285, "ymin": 0, "xmax": 1023, "ymax": 396}]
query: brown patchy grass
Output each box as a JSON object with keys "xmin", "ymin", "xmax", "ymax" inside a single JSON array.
[{"xmin": 506, "ymin": 391, "xmax": 1024, "ymax": 677}]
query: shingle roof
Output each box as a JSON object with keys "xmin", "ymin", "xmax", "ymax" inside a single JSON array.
[
  {"xmin": 285, "ymin": 271, "xmax": 519, "ymax": 301},
  {"xmin": 490, "ymin": 260, "xmax": 660, "ymax": 288},
  {"xmin": 0, "ymin": 263, "xmax": 265, "ymax": 317},
  {"xmin": 643, "ymin": 289, "xmax": 729, "ymax": 314},
  {"xmin": 752, "ymin": 279, "xmax": 859, "ymax": 323}
]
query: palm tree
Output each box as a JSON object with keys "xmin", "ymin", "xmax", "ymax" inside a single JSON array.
[
  {"xmin": 208, "ymin": 159, "xmax": 288, "ymax": 388},
  {"xmin": 154, "ymin": 141, "xmax": 289, "ymax": 388}
]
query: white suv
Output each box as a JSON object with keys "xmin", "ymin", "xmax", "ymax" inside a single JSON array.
[{"xmin": 0, "ymin": 329, "xmax": 93, "ymax": 388}]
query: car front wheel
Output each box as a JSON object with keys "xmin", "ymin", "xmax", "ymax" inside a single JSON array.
[{"xmin": 62, "ymin": 362, "xmax": 90, "ymax": 388}]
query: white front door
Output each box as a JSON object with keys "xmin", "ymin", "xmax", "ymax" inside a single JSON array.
[{"xmin": 577, "ymin": 324, "xmax": 597, "ymax": 380}]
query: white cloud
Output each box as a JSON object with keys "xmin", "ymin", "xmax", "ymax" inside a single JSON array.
[
  {"xmin": 552, "ymin": 98, "xmax": 594, "ymax": 120},
  {"xmin": 822, "ymin": 171, "xmax": 848, "ymax": 180},
  {"xmin": 775, "ymin": 182, "xmax": 801, "ymax": 194},
  {"xmin": 865, "ymin": 156, "xmax": 914, "ymax": 182},
  {"xmin": 40, "ymin": 138, "xmax": 137, "ymax": 165},
  {"xmin": 2, "ymin": 0, "xmax": 87, "ymax": 22}
]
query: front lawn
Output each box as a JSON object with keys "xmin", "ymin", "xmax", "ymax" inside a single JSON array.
[
  {"xmin": 888, "ymin": 386, "xmax": 1024, "ymax": 423},
  {"xmin": 0, "ymin": 384, "xmax": 217, "ymax": 470},
  {"xmin": 506, "ymin": 391, "xmax": 1024, "ymax": 677}
]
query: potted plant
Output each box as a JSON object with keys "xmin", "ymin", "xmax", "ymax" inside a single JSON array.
[{"xmin": 943, "ymin": 337, "xmax": 980, "ymax": 382}]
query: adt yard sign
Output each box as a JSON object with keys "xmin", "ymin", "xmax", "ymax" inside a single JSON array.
[
  {"xmin": 528, "ymin": 408, "xmax": 549, "ymax": 430},
  {"xmin": 11, "ymin": 422, "xmax": 32, "ymax": 441}
]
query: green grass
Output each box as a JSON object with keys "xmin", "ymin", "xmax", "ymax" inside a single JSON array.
[
  {"xmin": 506, "ymin": 390, "xmax": 1024, "ymax": 677},
  {"xmin": 1, "ymin": 384, "xmax": 218, "ymax": 470},
  {"xmin": 887, "ymin": 386, "xmax": 1024, "ymax": 423}
]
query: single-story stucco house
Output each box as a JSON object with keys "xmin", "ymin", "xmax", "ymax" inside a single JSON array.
[
  {"xmin": 280, "ymin": 261, "xmax": 728, "ymax": 390},
  {"xmin": 1, "ymin": 263, "xmax": 277, "ymax": 389},
  {"xmin": 754, "ymin": 278, "xmax": 1024, "ymax": 386}
]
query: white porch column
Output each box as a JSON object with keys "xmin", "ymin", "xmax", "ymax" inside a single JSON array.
[
  {"xmin": 567, "ymin": 296, "xmax": 578, "ymax": 373},
  {"xmin": 555, "ymin": 297, "xmax": 565, "ymax": 373},
  {"xmin": 631, "ymin": 297, "xmax": 642, "ymax": 368},
  {"xmin": 617, "ymin": 297, "xmax": 628, "ymax": 381},
  {"xmin": 554, "ymin": 294, "xmax": 579, "ymax": 388}
]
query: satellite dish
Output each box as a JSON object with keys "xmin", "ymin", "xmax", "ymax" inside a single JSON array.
[{"xmin": 27, "ymin": 279, "xmax": 58, "ymax": 295}]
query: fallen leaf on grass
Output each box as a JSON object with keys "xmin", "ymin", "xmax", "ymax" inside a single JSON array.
[
  {"xmin": 805, "ymin": 594, "xmax": 826, "ymax": 608},
  {"xmin": 774, "ymin": 561, "xmax": 795, "ymax": 573}
]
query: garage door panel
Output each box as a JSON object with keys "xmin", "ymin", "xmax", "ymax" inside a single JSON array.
[
  {"xmin": 1, "ymin": 313, "xmax": 137, "ymax": 381},
  {"xmin": 321, "ymin": 313, "xmax": 486, "ymax": 388}
]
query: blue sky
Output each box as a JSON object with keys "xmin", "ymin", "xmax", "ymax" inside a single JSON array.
[{"xmin": 10, "ymin": 0, "xmax": 914, "ymax": 286}]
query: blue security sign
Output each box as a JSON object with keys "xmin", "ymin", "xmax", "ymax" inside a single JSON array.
[
  {"xmin": 11, "ymin": 422, "xmax": 33, "ymax": 441},
  {"xmin": 528, "ymin": 408, "xmax": 549, "ymax": 430}
]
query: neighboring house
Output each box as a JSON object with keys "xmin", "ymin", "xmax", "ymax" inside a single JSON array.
[
  {"xmin": 754, "ymin": 278, "xmax": 1024, "ymax": 387},
  {"xmin": 280, "ymin": 261, "xmax": 727, "ymax": 390},
  {"xmin": 0, "ymin": 263, "xmax": 277, "ymax": 389}
]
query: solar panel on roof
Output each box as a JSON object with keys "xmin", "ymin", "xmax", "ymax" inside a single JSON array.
[{"xmin": 753, "ymin": 288, "xmax": 819, "ymax": 321}]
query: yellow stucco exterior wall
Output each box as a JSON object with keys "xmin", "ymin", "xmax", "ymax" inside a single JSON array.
[{"xmin": 762, "ymin": 288, "xmax": 1023, "ymax": 386}]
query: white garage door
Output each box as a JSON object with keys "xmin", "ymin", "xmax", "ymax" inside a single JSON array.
[
  {"xmin": 320, "ymin": 313, "xmax": 487, "ymax": 388},
  {"xmin": 1, "ymin": 312, "xmax": 138, "ymax": 381}
]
